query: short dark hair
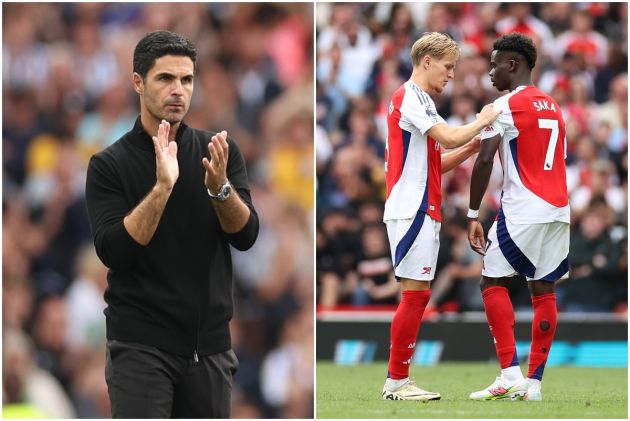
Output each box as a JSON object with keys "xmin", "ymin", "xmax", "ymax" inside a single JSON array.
[
  {"xmin": 493, "ymin": 33, "xmax": 537, "ymax": 70},
  {"xmin": 133, "ymin": 31, "xmax": 197, "ymax": 78}
]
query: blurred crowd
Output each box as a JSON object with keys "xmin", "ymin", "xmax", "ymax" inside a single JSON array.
[
  {"xmin": 3, "ymin": 3, "xmax": 313, "ymax": 418},
  {"xmin": 316, "ymin": 3, "xmax": 627, "ymax": 315}
]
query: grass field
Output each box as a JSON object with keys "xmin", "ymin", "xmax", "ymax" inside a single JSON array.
[{"xmin": 316, "ymin": 362, "xmax": 627, "ymax": 418}]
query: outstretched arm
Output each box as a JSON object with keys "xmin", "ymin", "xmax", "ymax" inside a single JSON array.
[
  {"xmin": 441, "ymin": 136, "xmax": 480, "ymax": 174},
  {"xmin": 467, "ymin": 134, "xmax": 501, "ymax": 255},
  {"xmin": 428, "ymin": 104, "xmax": 501, "ymax": 149}
]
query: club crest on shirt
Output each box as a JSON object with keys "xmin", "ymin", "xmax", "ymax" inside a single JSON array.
[{"xmin": 389, "ymin": 101, "xmax": 394, "ymax": 115}]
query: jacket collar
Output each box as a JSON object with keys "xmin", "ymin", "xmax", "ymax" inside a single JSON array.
[{"xmin": 131, "ymin": 116, "xmax": 188, "ymax": 151}]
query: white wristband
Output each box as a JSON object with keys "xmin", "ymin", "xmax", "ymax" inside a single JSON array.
[{"xmin": 467, "ymin": 208, "xmax": 479, "ymax": 219}]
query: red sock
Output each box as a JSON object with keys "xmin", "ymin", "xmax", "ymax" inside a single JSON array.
[
  {"xmin": 482, "ymin": 286, "xmax": 518, "ymax": 369},
  {"xmin": 528, "ymin": 293, "xmax": 557, "ymax": 380},
  {"xmin": 388, "ymin": 290, "xmax": 430, "ymax": 379}
]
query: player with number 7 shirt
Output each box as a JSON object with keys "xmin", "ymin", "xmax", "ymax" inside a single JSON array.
[{"xmin": 467, "ymin": 33, "xmax": 570, "ymax": 402}]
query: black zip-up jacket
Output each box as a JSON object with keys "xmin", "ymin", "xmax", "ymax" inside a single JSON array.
[{"xmin": 85, "ymin": 117, "xmax": 259, "ymax": 358}]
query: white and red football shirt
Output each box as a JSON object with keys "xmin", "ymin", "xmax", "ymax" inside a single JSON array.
[
  {"xmin": 384, "ymin": 81, "xmax": 445, "ymax": 222},
  {"xmin": 481, "ymin": 85, "xmax": 570, "ymax": 224}
]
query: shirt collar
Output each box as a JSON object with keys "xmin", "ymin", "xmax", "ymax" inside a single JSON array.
[{"xmin": 131, "ymin": 116, "xmax": 188, "ymax": 151}]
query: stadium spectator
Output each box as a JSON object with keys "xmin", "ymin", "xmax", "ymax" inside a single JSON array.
[
  {"xmin": 446, "ymin": 93, "xmax": 478, "ymax": 126},
  {"xmin": 317, "ymin": 4, "xmax": 381, "ymax": 123},
  {"xmin": 459, "ymin": 3, "xmax": 501, "ymax": 56},
  {"xmin": 555, "ymin": 9, "xmax": 609, "ymax": 69},
  {"xmin": 595, "ymin": 73, "xmax": 628, "ymax": 139},
  {"xmin": 75, "ymin": 78, "xmax": 137, "ymax": 155},
  {"xmin": 571, "ymin": 159, "xmax": 626, "ymax": 218},
  {"xmin": 31, "ymin": 295, "xmax": 83, "ymax": 398},
  {"xmin": 427, "ymin": 216, "xmax": 484, "ymax": 312},
  {"xmin": 539, "ymin": 3, "xmax": 573, "ymax": 35},
  {"xmin": 382, "ymin": 3, "xmax": 417, "ymax": 71},
  {"xmin": 259, "ymin": 307, "xmax": 313, "ymax": 418},
  {"xmin": 64, "ymin": 245, "xmax": 107, "ymax": 352},
  {"xmin": 349, "ymin": 223, "xmax": 398, "ymax": 305},
  {"xmin": 2, "ymin": 276, "xmax": 34, "ymax": 332},
  {"xmin": 560, "ymin": 206, "xmax": 624, "ymax": 311},
  {"xmin": 317, "ymin": 3, "xmax": 372, "ymax": 54},
  {"xmin": 423, "ymin": 3, "xmax": 462, "ymax": 41},
  {"xmin": 316, "ymin": 208, "xmax": 362, "ymax": 308},
  {"xmin": 495, "ymin": 4, "xmax": 554, "ymax": 59},
  {"xmin": 3, "ymin": 329, "xmax": 75, "ymax": 418},
  {"xmin": 538, "ymin": 52, "xmax": 593, "ymax": 98}
]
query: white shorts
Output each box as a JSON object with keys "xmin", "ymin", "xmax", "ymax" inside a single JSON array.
[
  {"xmin": 483, "ymin": 214, "xmax": 569, "ymax": 282},
  {"xmin": 385, "ymin": 213, "xmax": 441, "ymax": 281}
]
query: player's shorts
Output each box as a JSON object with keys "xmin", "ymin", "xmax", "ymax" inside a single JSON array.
[
  {"xmin": 385, "ymin": 213, "xmax": 441, "ymax": 281},
  {"xmin": 483, "ymin": 214, "xmax": 569, "ymax": 282}
]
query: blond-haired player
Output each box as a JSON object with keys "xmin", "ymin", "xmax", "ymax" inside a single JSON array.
[{"xmin": 382, "ymin": 32, "xmax": 500, "ymax": 401}]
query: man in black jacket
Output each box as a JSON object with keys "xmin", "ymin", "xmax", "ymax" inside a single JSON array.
[{"xmin": 85, "ymin": 30, "xmax": 259, "ymax": 418}]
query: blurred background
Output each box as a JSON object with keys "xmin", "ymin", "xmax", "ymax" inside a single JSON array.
[
  {"xmin": 316, "ymin": 2, "xmax": 627, "ymax": 315},
  {"xmin": 3, "ymin": 3, "xmax": 313, "ymax": 418}
]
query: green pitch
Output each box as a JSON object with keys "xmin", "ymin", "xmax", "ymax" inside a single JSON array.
[{"xmin": 316, "ymin": 361, "xmax": 627, "ymax": 418}]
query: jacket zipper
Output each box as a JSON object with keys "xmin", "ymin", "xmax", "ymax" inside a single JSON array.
[{"xmin": 194, "ymin": 305, "xmax": 200, "ymax": 363}]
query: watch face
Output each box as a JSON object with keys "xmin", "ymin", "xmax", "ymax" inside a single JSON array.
[{"xmin": 220, "ymin": 185, "xmax": 232, "ymax": 200}]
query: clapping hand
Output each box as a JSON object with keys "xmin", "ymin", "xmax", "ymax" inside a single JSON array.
[
  {"xmin": 152, "ymin": 120, "xmax": 179, "ymax": 191},
  {"xmin": 203, "ymin": 130, "xmax": 229, "ymax": 194}
]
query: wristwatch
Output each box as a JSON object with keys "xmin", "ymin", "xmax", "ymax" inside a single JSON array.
[{"xmin": 207, "ymin": 180, "xmax": 232, "ymax": 201}]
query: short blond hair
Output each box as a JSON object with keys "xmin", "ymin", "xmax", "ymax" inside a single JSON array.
[{"xmin": 410, "ymin": 32, "xmax": 460, "ymax": 67}]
